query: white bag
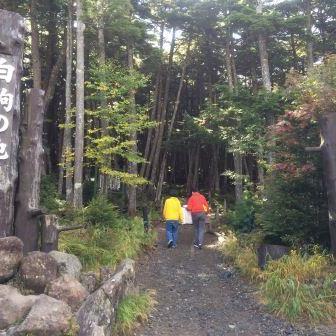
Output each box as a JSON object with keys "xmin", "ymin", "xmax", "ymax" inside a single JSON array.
[{"xmin": 182, "ymin": 206, "xmax": 192, "ymax": 225}]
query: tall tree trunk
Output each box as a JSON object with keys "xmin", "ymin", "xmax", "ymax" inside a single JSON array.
[
  {"xmin": 31, "ymin": 0, "xmax": 41, "ymax": 89},
  {"xmin": 127, "ymin": 44, "xmax": 137, "ymax": 217},
  {"xmin": 149, "ymin": 27, "xmax": 176, "ymax": 186},
  {"xmin": 58, "ymin": 1, "xmax": 73, "ymax": 202},
  {"xmin": 224, "ymin": 39, "xmax": 234, "ymax": 93},
  {"xmin": 186, "ymin": 149, "xmax": 194, "ymax": 195},
  {"xmin": 233, "ymin": 152, "xmax": 243, "ymax": 202},
  {"xmin": 73, "ymin": 0, "xmax": 85, "ymax": 208},
  {"xmin": 140, "ymin": 22, "xmax": 164, "ymax": 178},
  {"xmin": 192, "ymin": 145, "xmax": 200, "ymax": 190},
  {"xmin": 0, "ymin": 10, "xmax": 25, "ymax": 237},
  {"xmin": 257, "ymin": 1, "xmax": 272, "ymax": 92},
  {"xmin": 155, "ymin": 39, "xmax": 190, "ymax": 202},
  {"xmin": 97, "ymin": 0, "xmax": 110, "ymax": 195},
  {"xmin": 318, "ymin": 113, "xmax": 336, "ymax": 255},
  {"xmin": 305, "ymin": 0, "xmax": 314, "ymax": 70},
  {"xmin": 15, "ymin": 89, "xmax": 44, "ymax": 252},
  {"xmin": 290, "ymin": 33, "xmax": 299, "ymax": 71}
]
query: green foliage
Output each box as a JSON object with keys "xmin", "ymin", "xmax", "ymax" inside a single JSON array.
[
  {"xmin": 258, "ymin": 170, "xmax": 329, "ymax": 247},
  {"xmin": 59, "ymin": 197, "xmax": 157, "ymax": 271},
  {"xmin": 228, "ymin": 191, "xmax": 258, "ymax": 233},
  {"xmin": 85, "ymin": 60, "xmax": 153, "ymax": 187},
  {"xmin": 261, "ymin": 251, "xmax": 335, "ymax": 322},
  {"xmin": 114, "ymin": 291, "xmax": 156, "ymax": 335}
]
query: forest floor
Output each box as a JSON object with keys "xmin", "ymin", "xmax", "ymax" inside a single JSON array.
[{"xmin": 134, "ymin": 224, "xmax": 335, "ymax": 336}]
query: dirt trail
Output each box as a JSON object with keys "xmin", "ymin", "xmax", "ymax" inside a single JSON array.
[{"xmin": 135, "ymin": 224, "xmax": 334, "ymax": 336}]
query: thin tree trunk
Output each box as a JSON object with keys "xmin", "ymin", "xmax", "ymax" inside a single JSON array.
[
  {"xmin": 186, "ymin": 149, "xmax": 194, "ymax": 195},
  {"xmin": 73, "ymin": 0, "xmax": 85, "ymax": 208},
  {"xmin": 257, "ymin": 1, "xmax": 272, "ymax": 92},
  {"xmin": 224, "ymin": 39, "xmax": 234, "ymax": 93},
  {"xmin": 192, "ymin": 145, "xmax": 200, "ymax": 190},
  {"xmin": 290, "ymin": 33, "xmax": 299, "ymax": 70},
  {"xmin": 155, "ymin": 38, "xmax": 190, "ymax": 201},
  {"xmin": 127, "ymin": 44, "xmax": 137, "ymax": 217},
  {"xmin": 0, "ymin": 10, "xmax": 25, "ymax": 237},
  {"xmin": 305, "ymin": 0, "xmax": 314, "ymax": 70},
  {"xmin": 150, "ymin": 27, "xmax": 176, "ymax": 185},
  {"xmin": 58, "ymin": 1, "xmax": 73, "ymax": 201},
  {"xmin": 140, "ymin": 22, "xmax": 164, "ymax": 178},
  {"xmin": 233, "ymin": 152, "xmax": 243, "ymax": 201},
  {"xmin": 31, "ymin": 0, "xmax": 41, "ymax": 89},
  {"xmin": 97, "ymin": 1, "xmax": 110, "ymax": 195}
]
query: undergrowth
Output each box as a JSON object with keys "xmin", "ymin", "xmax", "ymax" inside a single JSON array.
[
  {"xmin": 114, "ymin": 291, "xmax": 156, "ymax": 335},
  {"xmin": 59, "ymin": 196, "xmax": 157, "ymax": 271},
  {"xmin": 219, "ymin": 233, "xmax": 336, "ymax": 323}
]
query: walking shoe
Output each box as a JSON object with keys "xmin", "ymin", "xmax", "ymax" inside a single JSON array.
[
  {"xmin": 193, "ymin": 243, "xmax": 199, "ymax": 248},
  {"xmin": 167, "ymin": 240, "xmax": 173, "ymax": 248},
  {"xmin": 172, "ymin": 245, "xmax": 177, "ymax": 249},
  {"xmin": 198, "ymin": 244, "xmax": 202, "ymax": 250}
]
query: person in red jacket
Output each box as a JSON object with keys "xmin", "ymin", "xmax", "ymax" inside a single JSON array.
[{"xmin": 187, "ymin": 188, "xmax": 209, "ymax": 249}]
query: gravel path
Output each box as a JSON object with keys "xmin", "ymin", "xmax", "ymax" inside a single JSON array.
[{"xmin": 135, "ymin": 224, "xmax": 335, "ymax": 336}]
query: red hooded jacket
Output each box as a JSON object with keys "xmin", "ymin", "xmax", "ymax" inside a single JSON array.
[{"xmin": 187, "ymin": 192, "xmax": 209, "ymax": 214}]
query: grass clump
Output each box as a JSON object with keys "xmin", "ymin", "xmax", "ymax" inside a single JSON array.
[
  {"xmin": 114, "ymin": 291, "xmax": 156, "ymax": 335},
  {"xmin": 261, "ymin": 251, "xmax": 336, "ymax": 322},
  {"xmin": 219, "ymin": 232, "xmax": 261, "ymax": 282}
]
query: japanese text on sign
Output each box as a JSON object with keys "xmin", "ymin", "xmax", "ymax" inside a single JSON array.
[{"xmin": 0, "ymin": 57, "xmax": 15, "ymax": 161}]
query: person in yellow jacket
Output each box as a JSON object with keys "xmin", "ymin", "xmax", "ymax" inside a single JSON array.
[{"xmin": 163, "ymin": 189, "xmax": 183, "ymax": 248}]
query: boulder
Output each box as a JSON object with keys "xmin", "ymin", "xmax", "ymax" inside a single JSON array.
[
  {"xmin": 49, "ymin": 251, "xmax": 82, "ymax": 279},
  {"xmin": 12, "ymin": 294, "xmax": 72, "ymax": 336},
  {"xmin": 80, "ymin": 272, "xmax": 99, "ymax": 293},
  {"xmin": 0, "ymin": 237, "xmax": 23, "ymax": 283},
  {"xmin": 0, "ymin": 285, "xmax": 36, "ymax": 330},
  {"xmin": 101, "ymin": 258, "xmax": 135, "ymax": 299},
  {"xmin": 76, "ymin": 259, "xmax": 135, "ymax": 336},
  {"xmin": 76, "ymin": 288, "xmax": 113, "ymax": 336},
  {"xmin": 46, "ymin": 275, "xmax": 89, "ymax": 312},
  {"xmin": 19, "ymin": 251, "xmax": 58, "ymax": 293}
]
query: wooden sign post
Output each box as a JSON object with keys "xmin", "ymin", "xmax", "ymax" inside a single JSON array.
[{"xmin": 0, "ymin": 10, "xmax": 25, "ymax": 236}]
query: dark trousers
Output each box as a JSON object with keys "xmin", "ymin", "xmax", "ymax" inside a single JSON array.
[{"xmin": 192, "ymin": 212, "xmax": 206, "ymax": 246}]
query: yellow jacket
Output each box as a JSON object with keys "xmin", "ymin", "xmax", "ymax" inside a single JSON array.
[{"xmin": 163, "ymin": 197, "xmax": 183, "ymax": 222}]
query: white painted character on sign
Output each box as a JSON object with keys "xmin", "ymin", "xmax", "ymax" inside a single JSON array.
[
  {"xmin": 0, "ymin": 115, "xmax": 9, "ymax": 132},
  {"xmin": 0, "ymin": 88, "xmax": 14, "ymax": 112},
  {"xmin": 0, "ymin": 143, "xmax": 9, "ymax": 160},
  {"xmin": 0, "ymin": 58, "xmax": 15, "ymax": 84}
]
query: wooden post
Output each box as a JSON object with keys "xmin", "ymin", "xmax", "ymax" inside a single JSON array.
[
  {"xmin": 14, "ymin": 89, "xmax": 45, "ymax": 253},
  {"xmin": 0, "ymin": 10, "xmax": 25, "ymax": 237},
  {"xmin": 41, "ymin": 215, "xmax": 59, "ymax": 252}
]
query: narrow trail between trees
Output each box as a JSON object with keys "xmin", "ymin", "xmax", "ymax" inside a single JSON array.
[{"xmin": 135, "ymin": 224, "xmax": 334, "ymax": 336}]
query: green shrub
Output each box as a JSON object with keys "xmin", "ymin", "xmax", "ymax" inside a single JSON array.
[
  {"xmin": 59, "ymin": 198, "xmax": 157, "ymax": 271},
  {"xmin": 40, "ymin": 175, "xmax": 64, "ymax": 213},
  {"xmin": 228, "ymin": 191, "xmax": 257, "ymax": 233},
  {"xmin": 84, "ymin": 196, "xmax": 120, "ymax": 228},
  {"xmin": 257, "ymin": 173, "xmax": 329, "ymax": 246},
  {"xmin": 115, "ymin": 291, "xmax": 156, "ymax": 335}
]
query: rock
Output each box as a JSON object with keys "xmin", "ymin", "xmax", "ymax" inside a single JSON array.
[
  {"xmin": 49, "ymin": 251, "xmax": 82, "ymax": 279},
  {"xmin": 101, "ymin": 258, "xmax": 135, "ymax": 299},
  {"xmin": 0, "ymin": 285, "xmax": 36, "ymax": 330},
  {"xmin": 76, "ymin": 288, "xmax": 113, "ymax": 336},
  {"xmin": 77, "ymin": 259, "xmax": 135, "ymax": 335},
  {"xmin": 19, "ymin": 251, "xmax": 58, "ymax": 293},
  {"xmin": 12, "ymin": 294, "xmax": 72, "ymax": 336},
  {"xmin": 100, "ymin": 266, "xmax": 114, "ymax": 283},
  {"xmin": 0, "ymin": 237, "xmax": 23, "ymax": 283},
  {"xmin": 46, "ymin": 275, "xmax": 89, "ymax": 312},
  {"xmin": 80, "ymin": 272, "xmax": 99, "ymax": 293}
]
